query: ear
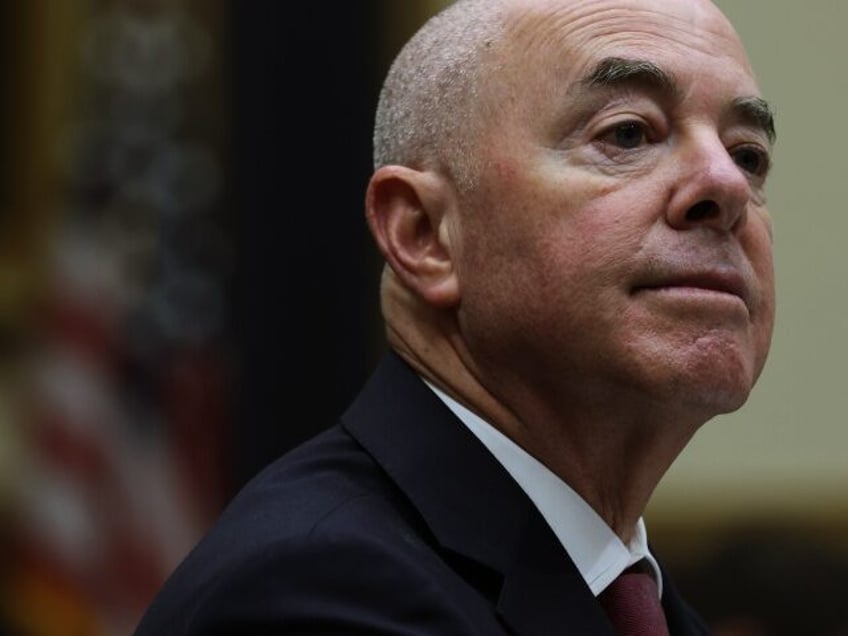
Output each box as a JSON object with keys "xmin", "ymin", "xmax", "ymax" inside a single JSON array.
[{"xmin": 365, "ymin": 165, "xmax": 459, "ymax": 307}]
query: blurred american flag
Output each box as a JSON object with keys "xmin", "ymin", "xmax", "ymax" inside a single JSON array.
[{"xmin": 0, "ymin": 1, "xmax": 235, "ymax": 634}]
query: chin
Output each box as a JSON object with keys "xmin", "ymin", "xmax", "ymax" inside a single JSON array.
[
  {"xmin": 670, "ymin": 354, "xmax": 759, "ymax": 417},
  {"xmin": 688, "ymin": 381, "xmax": 753, "ymax": 416},
  {"xmin": 637, "ymin": 335, "xmax": 762, "ymax": 418}
]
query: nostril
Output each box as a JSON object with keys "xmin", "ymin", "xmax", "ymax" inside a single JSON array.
[{"xmin": 686, "ymin": 200, "xmax": 719, "ymax": 222}]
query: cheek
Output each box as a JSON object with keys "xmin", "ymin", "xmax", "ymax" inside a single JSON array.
[
  {"xmin": 537, "ymin": 193, "xmax": 652, "ymax": 283},
  {"xmin": 465, "ymin": 161, "xmax": 656, "ymax": 307},
  {"xmin": 750, "ymin": 239, "xmax": 776, "ymax": 368},
  {"xmin": 727, "ymin": 214, "xmax": 776, "ymax": 381},
  {"xmin": 742, "ymin": 218, "xmax": 776, "ymax": 320}
]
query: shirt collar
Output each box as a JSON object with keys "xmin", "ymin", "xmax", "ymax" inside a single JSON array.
[{"xmin": 424, "ymin": 380, "xmax": 663, "ymax": 598}]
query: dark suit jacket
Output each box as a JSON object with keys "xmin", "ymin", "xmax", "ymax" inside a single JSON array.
[{"xmin": 134, "ymin": 351, "xmax": 711, "ymax": 635}]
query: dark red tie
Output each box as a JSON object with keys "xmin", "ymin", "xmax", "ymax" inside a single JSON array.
[{"xmin": 599, "ymin": 562, "xmax": 670, "ymax": 636}]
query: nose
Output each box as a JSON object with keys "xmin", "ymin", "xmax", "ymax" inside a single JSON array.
[{"xmin": 665, "ymin": 135, "xmax": 751, "ymax": 233}]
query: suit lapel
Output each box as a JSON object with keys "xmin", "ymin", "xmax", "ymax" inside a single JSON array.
[
  {"xmin": 343, "ymin": 352, "xmax": 613, "ymax": 636},
  {"xmin": 660, "ymin": 563, "xmax": 712, "ymax": 635},
  {"xmin": 494, "ymin": 509, "xmax": 613, "ymax": 635}
]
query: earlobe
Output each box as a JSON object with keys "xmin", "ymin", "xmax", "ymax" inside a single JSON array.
[{"xmin": 365, "ymin": 166, "xmax": 460, "ymax": 307}]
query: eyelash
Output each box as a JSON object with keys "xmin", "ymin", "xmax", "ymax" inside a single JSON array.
[{"xmin": 595, "ymin": 119, "xmax": 771, "ymax": 178}]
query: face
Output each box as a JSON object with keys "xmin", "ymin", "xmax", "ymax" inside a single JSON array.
[{"xmin": 452, "ymin": 0, "xmax": 776, "ymax": 419}]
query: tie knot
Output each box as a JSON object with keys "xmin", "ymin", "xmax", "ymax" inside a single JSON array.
[{"xmin": 599, "ymin": 563, "xmax": 670, "ymax": 636}]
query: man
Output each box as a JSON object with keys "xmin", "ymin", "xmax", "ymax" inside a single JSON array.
[{"xmin": 134, "ymin": 0, "xmax": 775, "ymax": 633}]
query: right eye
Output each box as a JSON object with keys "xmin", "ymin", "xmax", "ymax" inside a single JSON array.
[{"xmin": 599, "ymin": 120, "xmax": 649, "ymax": 149}]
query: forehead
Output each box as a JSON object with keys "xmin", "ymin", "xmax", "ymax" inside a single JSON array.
[{"xmin": 495, "ymin": 0, "xmax": 757, "ymax": 92}]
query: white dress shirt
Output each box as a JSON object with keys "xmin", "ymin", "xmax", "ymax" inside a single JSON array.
[{"xmin": 424, "ymin": 380, "xmax": 663, "ymax": 598}]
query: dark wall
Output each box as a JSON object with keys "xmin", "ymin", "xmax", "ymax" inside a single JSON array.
[
  {"xmin": 0, "ymin": 5, "xmax": 7, "ymax": 227},
  {"xmin": 230, "ymin": 3, "xmax": 385, "ymax": 489}
]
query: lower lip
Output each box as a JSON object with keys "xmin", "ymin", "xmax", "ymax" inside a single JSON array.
[{"xmin": 636, "ymin": 286, "xmax": 748, "ymax": 311}]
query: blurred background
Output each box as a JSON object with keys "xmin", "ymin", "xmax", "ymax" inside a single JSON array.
[{"xmin": 0, "ymin": 1, "xmax": 845, "ymax": 635}]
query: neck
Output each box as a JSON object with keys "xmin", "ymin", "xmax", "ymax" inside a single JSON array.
[{"xmin": 381, "ymin": 278, "xmax": 706, "ymax": 542}]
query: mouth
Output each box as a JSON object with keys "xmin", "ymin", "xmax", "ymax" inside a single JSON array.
[{"xmin": 633, "ymin": 270, "xmax": 750, "ymax": 309}]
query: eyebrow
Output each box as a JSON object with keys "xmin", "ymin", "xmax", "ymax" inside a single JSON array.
[
  {"xmin": 733, "ymin": 96, "xmax": 776, "ymax": 144},
  {"xmin": 576, "ymin": 56, "xmax": 777, "ymax": 144},
  {"xmin": 580, "ymin": 56, "xmax": 681, "ymax": 99}
]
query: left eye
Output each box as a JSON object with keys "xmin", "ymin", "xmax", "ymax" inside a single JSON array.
[
  {"xmin": 603, "ymin": 121, "xmax": 648, "ymax": 149},
  {"xmin": 732, "ymin": 146, "xmax": 769, "ymax": 176}
]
